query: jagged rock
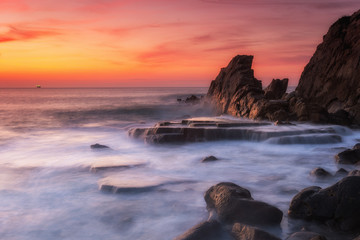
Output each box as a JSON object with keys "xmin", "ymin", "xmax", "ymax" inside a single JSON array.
[
  {"xmin": 206, "ymin": 10, "xmax": 360, "ymax": 125},
  {"xmin": 231, "ymin": 223, "xmax": 280, "ymax": 240},
  {"xmin": 335, "ymin": 148, "xmax": 360, "ymax": 164},
  {"xmin": 296, "ymin": 9, "xmax": 360, "ymax": 125},
  {"xmin": 286, "ymin": 231, "xmax": 327, "ymax": 240},
  {"xmin": 90, "ymin": 143, "xmax": 110, "ymax": 149},
  {"xmin": 310, "ymin": 167, "xmax": 332, "ymax": 179},
  {"xmin": 201, "ymin": 155, "xmax": 219, "ymax": 162},
  {"xmin": 288, "ymin": 176, "xmax": 360, "ymax": 232},
  {"xmin": 204, "ymin": 182, "xmax": 283, "ymax": 226},
  {"xmin": 264, "ymin": 78, "xmax": 288, "ymax": 100},
  {"xmin": 185, "ymin": 95, "xmax": 201, "ymax": 104},
  {"xmin": 173, "ymin": 220, "xmax": 232, "ymax": 240}
]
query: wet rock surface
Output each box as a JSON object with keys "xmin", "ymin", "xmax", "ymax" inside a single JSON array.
[
  {"xmin": 128, "ymin": 117, "xmax": 344, "ymax": 144},
  {"xmin": 204, "ymin": 182, "xmax": 283, "ymax": 226},
  {"xmin": 201, "ymin": 155, "xmax": 219, "ymax": 162},
  {"xmin": 288, "ymin": 176, "xmax": 360, "ymax": 232},
  {"xmin": 335, "ymin": 143, "xmax": 360, "ymax": 165},
  {"xmin": 231, "ymin": 223, "xmax": 281, "ymax": 240},
  {"xmin": 310, "ymin": 168, "xmax": 332, "ymax": 179},
  {"xmin": 174, "ymin": 220, "xmax": 232, "ymax": 240},
  {"xmin": 90, "ymin": 143, "xmax": 110, "ymax": 149},
  {"xmin": 175, "ymin": 182, "xmax": 283, "ymax": 240}
]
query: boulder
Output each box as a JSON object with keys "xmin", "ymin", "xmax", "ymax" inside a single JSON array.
[
  {"xmin": 335, "ymin": 148, "xmax": 360, "ymax": 164},
  {"xmin": 288, "ymin": 176, "xmax": 360, "ymax": 232},
  {"xmin": 295, "ymin": 9, "xmax": 360, "ymax": 125},
  {"xmin": 286, "ymin": 231, "xmax": 327, "ymax": 240},
  {"xmin": 231, "ymin": 223, "xmax": 280, "ymax": 240},
  {"xmin": 309, "ymin": 168, "xmax": 332, "ymax": 179},
  {"xmin": 204, "ymin": 182, "xmax": 283, "ymax": 226},
  {"xmin": 201, "ymin": 155, "xmax": 219, "ymax": 162},
  {"xmin": 264, "ymin": 78, "xmax": 288, "ymax": 100},
  {"xmin": 335, "ymin": 168, "xmax": 348, "ymax": 176},
  {"xmin": 173, "ymin": 220, "xmax": 232, "ymax": 240}
]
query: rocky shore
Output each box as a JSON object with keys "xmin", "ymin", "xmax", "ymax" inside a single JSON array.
[
  {"xmin": 207, "ymin": 9, "xmax": 360, "ymax": 126},
  {"xmin": 124, "ymin": 9, "xmax": 360, "ymax": 240}
]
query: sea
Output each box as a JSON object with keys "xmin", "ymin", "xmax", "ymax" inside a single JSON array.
[{"xmin": 0, "ymin": 87, "xmax": 359, "ymax": 240}]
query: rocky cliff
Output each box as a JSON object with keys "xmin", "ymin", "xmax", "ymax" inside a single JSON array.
[
  {"xmin": 207, "ymin": 9, "xmax": 360, "ymax": 125},
  {"xmin": 296, "ymin": 9, "xmax": 360, "ymax": 124}
]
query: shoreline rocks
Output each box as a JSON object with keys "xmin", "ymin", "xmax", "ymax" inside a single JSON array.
[
  {"xmin": 288, "ymin": 176, "xmax": 360, "ymax": 232},
  {"xmin": 206, "ymin": 9, "xmax": 360, "ymax": 126}
]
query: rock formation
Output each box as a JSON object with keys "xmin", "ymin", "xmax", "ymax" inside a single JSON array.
[
  {"xmin": 288, "ymin": 176, "xmax": 360, "ymax": 232},
  {"xmin": 207, "ymin": 9, "xmax": 360, "ymax": 126},
  {"xmin": 296, "ymin": 9, "xmax": 360, "ymax": 124}
]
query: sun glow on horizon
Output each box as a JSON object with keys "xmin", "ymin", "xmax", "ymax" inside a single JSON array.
[{"xmin": 1, "ymin": 0, "xmax": 360, "ymax": 88}]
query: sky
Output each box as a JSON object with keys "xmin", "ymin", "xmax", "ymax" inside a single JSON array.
[{"xmin": 1, "ymin": 0, "xmax": 360, "ymax": 88}]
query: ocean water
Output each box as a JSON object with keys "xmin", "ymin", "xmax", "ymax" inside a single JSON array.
[{"xmin": 0, "ymin": 88, "xmax": 359, "ymax": 240}]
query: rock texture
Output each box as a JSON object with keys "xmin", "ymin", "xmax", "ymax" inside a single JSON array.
[
  {"xmin": 204, "ymin": 182, "xmax": 283, "ymax": 226},
  {"xmin": 296, "ymin": 9, "xmax": 360, "ymax": 124},
  {"xmin": 207, "ymin": 10, "xmax": 360, "ymax": 125},
  {"xmin": 288, "ymin": 176, "xmax": 360, "ymax": 232},
  {"xmin": 335, "ymin": 143, "xmax": 360, "ymax": 164},
  {"xmin": 174, "ymin": 182, "xmax": 283, "ymax": 240},
  {"xmin": 231, "ymin": 223, "xmax": 280, "ymax": 240}
]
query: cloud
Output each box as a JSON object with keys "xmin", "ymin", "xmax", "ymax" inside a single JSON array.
[{"xmin": 0, "ymin": 25, "xmax": 59, "ymax": 43}]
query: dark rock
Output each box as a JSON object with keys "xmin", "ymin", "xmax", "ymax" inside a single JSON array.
[
  {"xmin": 353, "ymin": 235, "xmax": 360, "ymax": 240},
  {"xmin": 288, "ymin": 176, "xmax": 360, "ymax": 232},
  {"xmin": 353, "ymin": 143, "xmax": 360, "ymax": 149},
  {"xmin": 335, "ymin": 148, "xmax": 360, "ymax": 164},
  {"xmin": 231, "ymin": 223, "xmax": 281, "ymax": 240},
  {"xmin": 296, "ymin": 9, "xmax": 360, "ymax": 125},
  {"xmin": 335, "ymin": 168, "xmax": 348, "ymax": 176},
  {"xmin": 286, "ymin": 231, "xmax": 327, "ymax": 240},
  {"xmin": 310, "ymin": 168, "xmax": 332, "ymax": 178},
  {"xmin": 205, "ymin": 10, "xmax": 360, "ymax": 126},
  {"xmin": 173, "ymin": 220, "xmax": 232, "ymax": 240},
  {"xmin": 204, "ymin": 182, "xmax": 283, "ymax": 226},
  {"xmin": 90, "ymin": 143, "xmax": 110, "ymax": 149},
  {"xmin": 348, "ymin": 170, "xmax": 360, "ymax": 176},
  {"xmin": 201, "ymin": 155, "xmax": 219, "ymax": 162},
  {"xmin": 264, "ymin": 78, "xmax": 288, "ymax": 100},
  {"xmin": 185, "ymin": 95, "xmax": 201, "ymax": 104}
]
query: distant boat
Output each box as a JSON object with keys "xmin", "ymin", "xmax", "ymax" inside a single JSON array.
[{"xmin": 36, "ymin": 85, "xmax": 41, "ymax": 88}]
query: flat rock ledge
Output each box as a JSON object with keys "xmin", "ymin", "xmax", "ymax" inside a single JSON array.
[{"xmin": 128, "ymin": 117, "xmax": 344, "ymax": 144}]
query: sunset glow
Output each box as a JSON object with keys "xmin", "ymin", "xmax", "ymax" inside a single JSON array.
[{"xmin": 1, "ymin": 0, "xmax": 360, "ymax": 87}]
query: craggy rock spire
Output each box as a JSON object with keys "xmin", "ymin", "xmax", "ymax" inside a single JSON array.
[
  {"xmin": 296, "ymin": 9, "xmax": 360, "ymax": 124},
  {"xmin": 207, "ymin": 9, "xmax": 360, "ymax": 126}
]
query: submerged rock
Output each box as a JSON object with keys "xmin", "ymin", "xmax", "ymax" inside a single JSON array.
[
  {"xmin": 201, "ymin": 155, "xmax": 219, "ymax": 162},
  {"xmin": 90, "ymin": 143, "xmax": 110, "ymax": 149},
  {"xmin": 204, "ymin": 182, "xmax": 283, "ymax": 226},
  {"xmin": 288, "ymin": 176, "xmax": 360, "ymax": 232},
  {"xmin": 310, "ymin": 167, "xmax": 332, "ymax": 179}
]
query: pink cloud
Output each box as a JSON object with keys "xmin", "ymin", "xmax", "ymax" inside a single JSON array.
[{"xmin": 0, "ymin": 25, "xmax": 59, "ymax": 43}]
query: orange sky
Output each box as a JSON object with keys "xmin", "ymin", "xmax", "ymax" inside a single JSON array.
[{"xmin": 1, "ymin": 0, "xmax": 360, "ymax": 88}]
